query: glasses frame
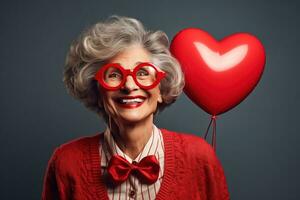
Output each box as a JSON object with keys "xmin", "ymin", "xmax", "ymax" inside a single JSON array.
[{"xmin": 94, "ymin": 62, "xmax": 166, "ymax": 91}]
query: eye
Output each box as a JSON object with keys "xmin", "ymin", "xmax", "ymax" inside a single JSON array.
[
  {"xmin": 136, "ymin": 69, "xmax": 149, "ymax": 76},
  {"xmin": 108, "ymin": 71, "xmax": 122, "ymax": 78}
]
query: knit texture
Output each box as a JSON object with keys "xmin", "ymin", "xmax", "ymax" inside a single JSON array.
[{"xmin": 42, "ymin": 129, "xmax": 230, "ymax": 200}]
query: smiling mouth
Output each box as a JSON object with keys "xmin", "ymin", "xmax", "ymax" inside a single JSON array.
[{"xmin": 115, "ymin": 96, "xmax": 146, "ymax": 108}]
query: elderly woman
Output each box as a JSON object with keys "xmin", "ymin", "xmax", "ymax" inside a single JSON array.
[{"xmin": 42, "ymin": 16, "xmax": 230, "ymax": 200}]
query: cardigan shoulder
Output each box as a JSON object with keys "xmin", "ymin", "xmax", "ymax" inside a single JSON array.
[
  {"xmin": 49, "ymin": 133, "xmax": 102, "ymax": 176},
  {"xmin": 161, "ymin": 129, "xmax": 220, "ymax": 166},
  {"xmin": 56, "ymin": 133, "xmax": 101, "ymax": 152}
]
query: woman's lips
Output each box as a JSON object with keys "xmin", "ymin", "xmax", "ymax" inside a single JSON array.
[{"xmin": 114, "ymin": 96, "xmax": 146, "ymax": 109}]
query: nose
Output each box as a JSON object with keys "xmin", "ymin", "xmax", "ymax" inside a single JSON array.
[{"xmin": 122, "ymin": 75, "xmax": 139, "ymax": 91}]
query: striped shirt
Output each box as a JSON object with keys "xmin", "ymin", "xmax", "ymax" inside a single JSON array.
[{"xmin": 99, "ymin": 124, "xmax": 165, "ymax": 200}]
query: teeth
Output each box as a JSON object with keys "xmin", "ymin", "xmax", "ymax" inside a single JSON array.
[{"xmin": 120, "ymin": 98, "xmax": 144, "ymax": 104}]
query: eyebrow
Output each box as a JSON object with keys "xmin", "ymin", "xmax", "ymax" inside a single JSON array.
[{"xmin": 113, "ymin": 61, "xmax": 144, "ymax": 67}]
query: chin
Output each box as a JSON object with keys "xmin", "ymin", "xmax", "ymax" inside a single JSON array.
[
  {"xmin": 118, "ymin": 112, "xmax": 153, "ymax": 124},
  {"xmin": 121, "ymin": 115, "xmax": 146, "ymax": 123}
]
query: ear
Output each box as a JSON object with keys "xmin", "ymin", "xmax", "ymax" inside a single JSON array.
[{"xmin": 157, "ymin": 94, "xmax": 163, "ymax": 103}]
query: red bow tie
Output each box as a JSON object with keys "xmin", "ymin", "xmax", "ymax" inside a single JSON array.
[{"xmin": 107, "ymin": 155, "xmax": 160, "ymax": 185}]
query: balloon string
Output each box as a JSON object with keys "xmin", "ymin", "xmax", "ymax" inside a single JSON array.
[
  {"xmin": 204, "ymin": 117, "xmax": 213, "ymax": 139},
  {"xmin": 212, "ymin": 117, "xmax": 217, "ymax": 151},
  {"xmin": 203, "ymin": 115, "xmax": 217, "ymax": 151}
]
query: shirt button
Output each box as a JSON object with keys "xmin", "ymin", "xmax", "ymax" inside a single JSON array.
[
  {"xmin": 132, "ymin": 161, "xmax": 138, "ymax": 165},
  {"xmin": 129, "ymin": 190, "xmax": 136, "ymax": 198}
]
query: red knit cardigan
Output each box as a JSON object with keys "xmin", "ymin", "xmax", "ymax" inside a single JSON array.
[{"xmin": 42, "ymin": 129, "xmax": 230, "ymax": 200}]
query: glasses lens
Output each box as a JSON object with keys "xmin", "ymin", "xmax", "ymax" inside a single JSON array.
[
  {"xmin": 103, "ymin": 66, "xmax": 123, "ymax": 87},
  {"xmin": 135, "ymin": 65, "xmax": 157, "ymax": 87}
]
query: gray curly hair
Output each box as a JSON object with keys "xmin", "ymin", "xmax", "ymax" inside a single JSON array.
[{"xmin": 63, "ymin": 16, "xmax": 184, "ymax": 122}]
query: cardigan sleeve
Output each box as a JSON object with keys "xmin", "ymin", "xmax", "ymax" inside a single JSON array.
[
  {"xmin": 199, "ymin": 142, "xmax": 230, "ymax": 200},
  {"xmin": 42, "ymin": 147, "xmax": 71, "ymax": 200},
  {"xmin": 204, "ymin": 156, "xmax": 230, "ymax": 200}
]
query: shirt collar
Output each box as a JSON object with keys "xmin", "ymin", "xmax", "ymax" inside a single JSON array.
[{"xmin": 100, "ymin": 124, "xmax": 162, "ymax": 167}]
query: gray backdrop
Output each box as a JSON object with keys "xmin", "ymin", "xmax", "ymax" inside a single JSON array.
[{"xmin": 1, "ymin": 0, "xmax": 299, "ymax": 199}]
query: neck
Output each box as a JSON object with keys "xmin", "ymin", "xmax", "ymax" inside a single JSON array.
[{"xmin": 110, "ymin": 115, "xmax": 154, "ymax": 160}]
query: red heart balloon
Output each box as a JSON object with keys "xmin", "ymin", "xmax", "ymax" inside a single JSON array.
[{"xmin": 170, "ymin": 28, "xmax": 266, "ymax": 115}]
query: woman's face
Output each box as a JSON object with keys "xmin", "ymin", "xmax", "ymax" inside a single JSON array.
[{"xmin": 100, "ymin": 44, "xmax": 163, "ymax": 125}]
